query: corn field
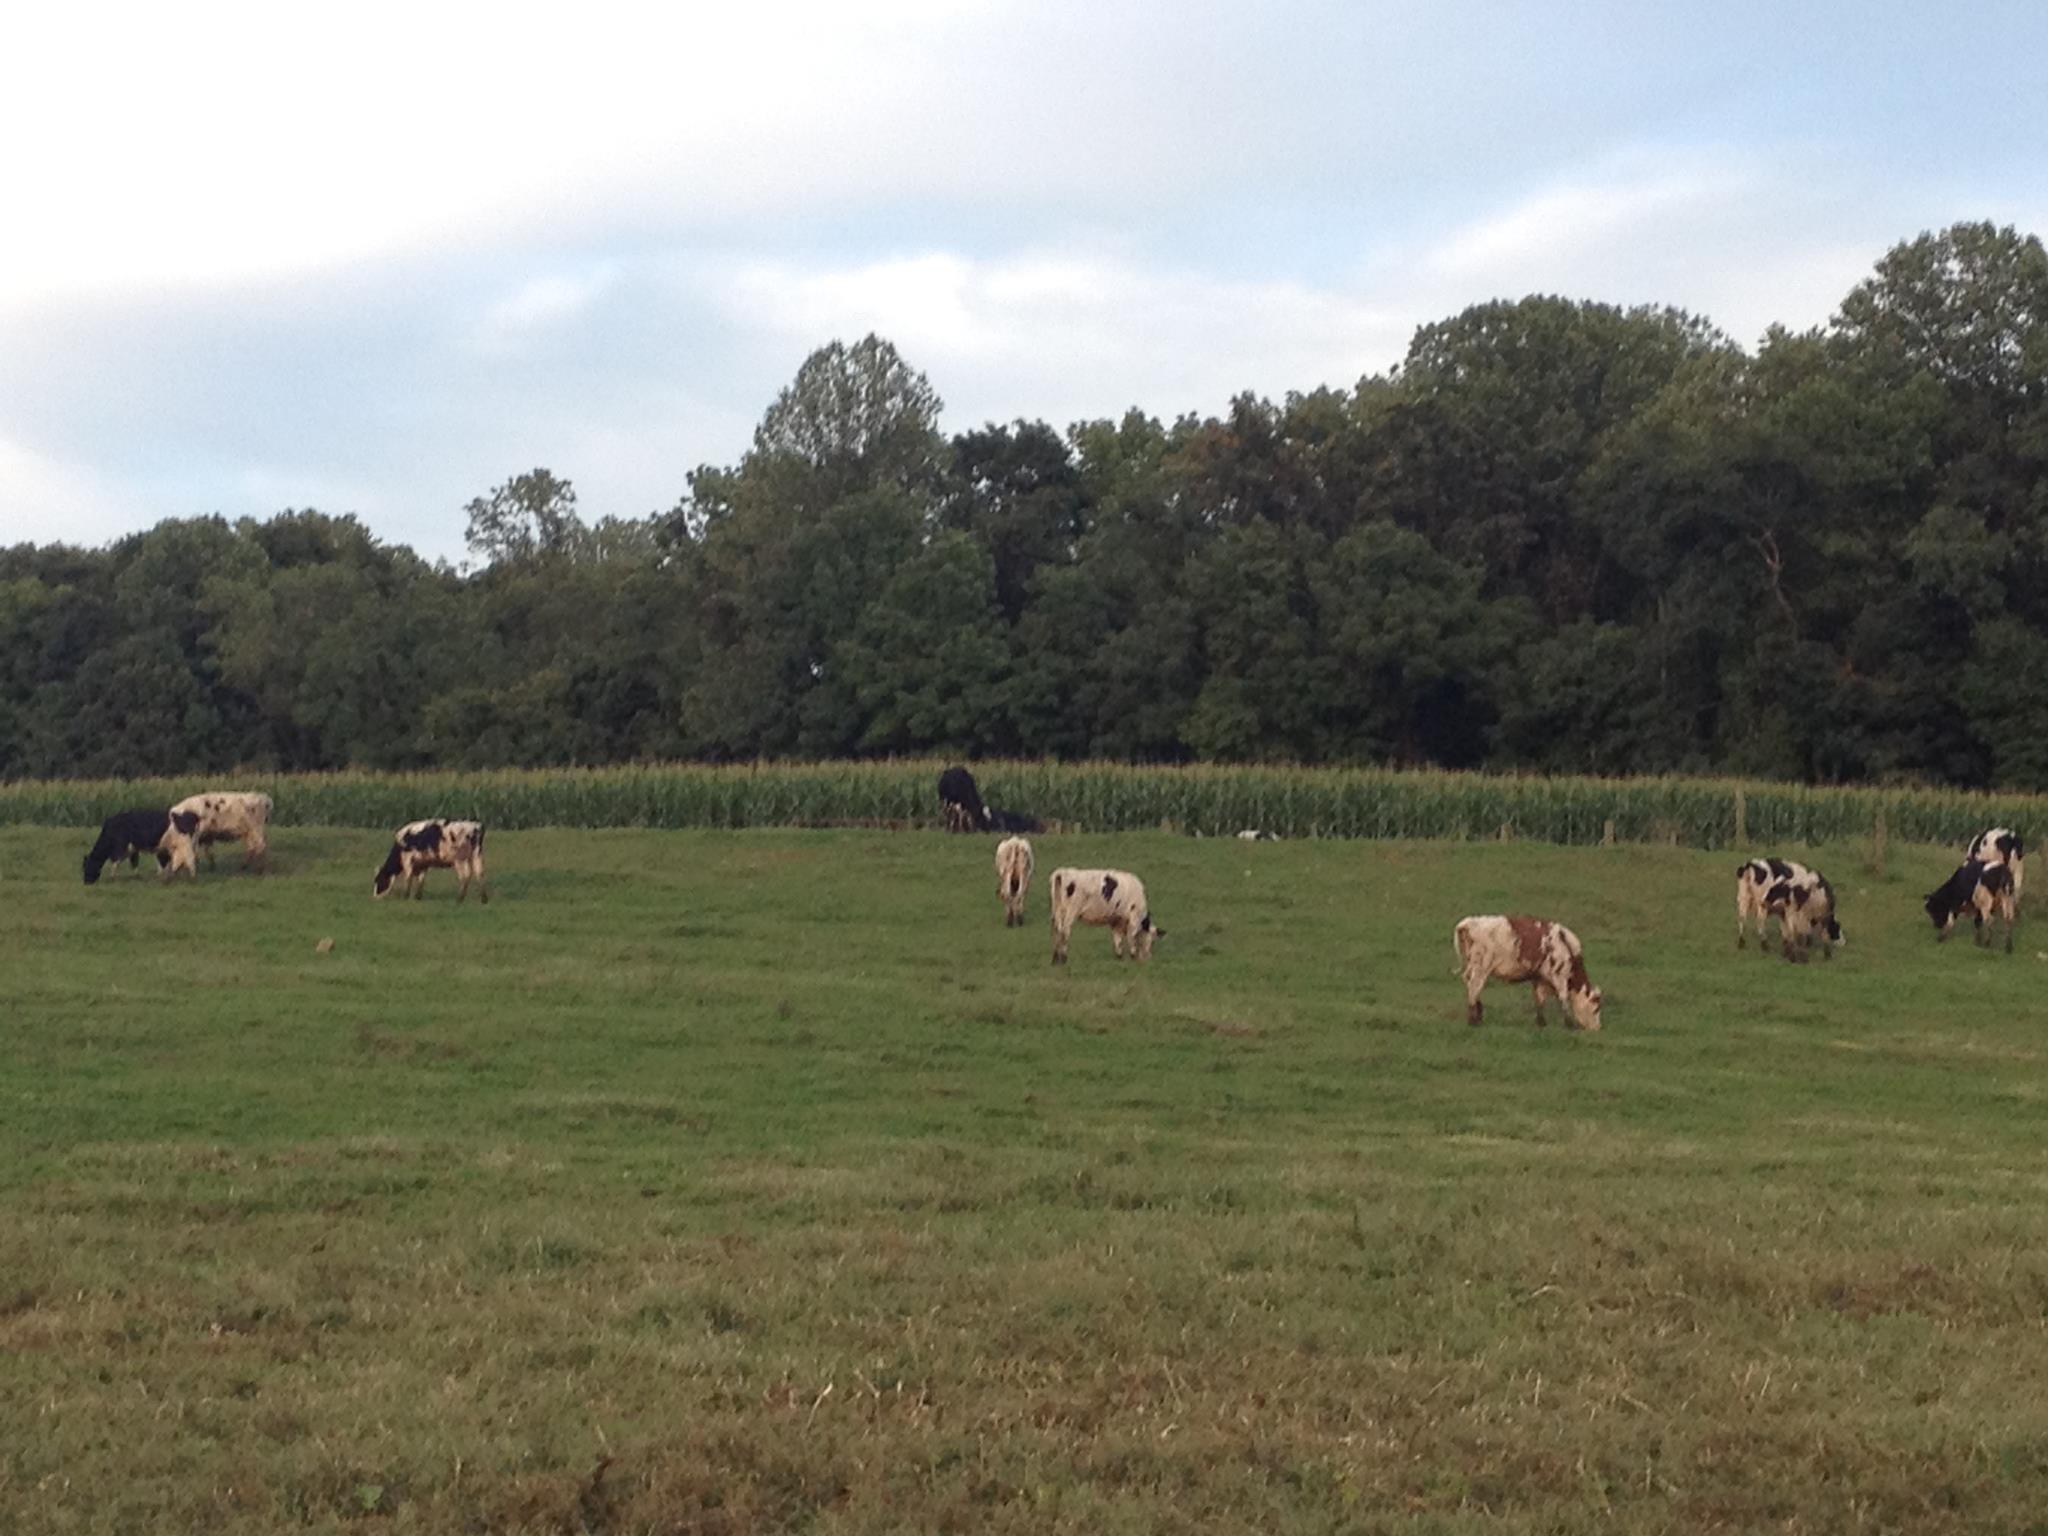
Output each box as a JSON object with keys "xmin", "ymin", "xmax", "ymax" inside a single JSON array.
[{"xmin": 2, "ymin": 761, "xmax": 2041, "ymax": 849}]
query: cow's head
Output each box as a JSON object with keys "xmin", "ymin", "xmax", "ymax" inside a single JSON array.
[
  {"xmin": 1923, "ymin": 887, "xmax": 1954, "ymax": 930},
  {"xmin": 1133, "ymin": 913, "xmax": 1164, "ymax": 961},
  {"xmin": 1570, "ymin": 984, "xmax": 1603, "ymax": 1032},
  {"xmin": 372, "ymin": 845, "xmax": 405, "ymax": 898}
]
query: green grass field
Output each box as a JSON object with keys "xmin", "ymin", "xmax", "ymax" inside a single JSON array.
[{"xmin": 4, "ymin": 827, "xmax": 2045, "ymax": 1533}]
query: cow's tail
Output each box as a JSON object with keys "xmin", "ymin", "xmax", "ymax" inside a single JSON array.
[{"xmin": 1452, "ymin": 920, "xmax": 1472, "ymax": 971}]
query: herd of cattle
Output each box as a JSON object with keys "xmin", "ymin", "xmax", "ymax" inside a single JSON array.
[
  {"xmin": 82, "ymin": 793, "xmax": 489, "ymax": 903},
  {"xmin": 941, "ymin": 768, "xmax": 2030, "ymax": 1029},
  {"xmin": 81, "ymin": 774, "xmax": 2026, "ymax": 1028}
]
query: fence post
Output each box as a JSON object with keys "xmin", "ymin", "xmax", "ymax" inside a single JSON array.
[
  {"xmin": 1602, "ymin": 818, "xmax": 1616, "ymax": 847},
  {"xmin": 1733, "ymin": 787, "xmax": 1748, "ymax": 849},
  {"xmin": 1871, "ymin": 807, "xmax": 1887, "ymax": 878}
]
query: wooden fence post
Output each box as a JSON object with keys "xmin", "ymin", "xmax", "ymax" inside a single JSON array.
[
  {"xmin": 1734, "ymin": 787, "xmax": 1748, "ymax": 849},
  {"xmin": 1872, "ymin": 807, "xmax": 1887, "ymax": 878},
  {"xmin": 1602, "ymin": 818, "xmax": 1616, "ymax": 847}
]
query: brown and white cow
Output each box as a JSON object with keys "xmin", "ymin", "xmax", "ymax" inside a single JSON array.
[
  {"xmin": 159, "ymin": 791, "xmax": 273, "ymax": 878},
  {"xmin": 373, "ymin": 819, "xmax": 489, "ymax": 903},
  {"xmin": 1048, "ymin": 867, "xmax": 1162, "ymax": 964},
  {"xmin": 1453, "ymin": 915, "xmax": 1603, "ymax": 1030},
  {"xmin": 996, "ymin": 836, "xmax": 1034, "ymax": 927}
]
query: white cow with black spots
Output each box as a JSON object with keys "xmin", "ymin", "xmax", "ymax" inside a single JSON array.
[
  {"xmin": 160, "ymin": 791, "xmax": 273, "ymax": 878},
  {"xmin": 373, "ymin": 819, "xmax": 489, "ymax": 903},
  {"xmin": 1967, "ymin": 828, "xmax": 2025, "ymax": 905},
  {"xmin": 1048, "ymin": 867, "xmax": 1163, "ymax": 964}
]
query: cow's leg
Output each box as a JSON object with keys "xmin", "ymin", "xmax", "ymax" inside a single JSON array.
[
  {"xmin": 1530, "ymin": 979, "xmax": 1553, "ymax": 1026},
  {"xmin": 1051, "ymin": 916, "xmax": 1069, "ymax": 966},
  {"xmin": 456, "ymin": 866, "xmax": 469, "ymax": 904},
  {"xmin": 1464, "ymin": 969, "xmax": 1485, "ymax": 1026}
]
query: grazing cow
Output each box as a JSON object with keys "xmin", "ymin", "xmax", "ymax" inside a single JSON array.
[
  {"xmin": 1236, "ymin": 829, "xmax": 1277, "ymax": 842},
  {"xmin": 1966, "ymin": 827, "xmax": 2025, "ymax": 904},
  {"xmin": 1454, "ymin": 915, "xmax": 1603, "ymax": 1031},
  {"xmin": 1764, "ymin": 867, "xmax": 1843, "ymax": 963},
  {"xmin": 1924, "ymin": 858, "xmax": 2017, "ymax": 951},
  {"xmin": 159, "ymin": 791, "xmax": 273, "ymax": 878},
  {"xmin": 1049, "ymin": 867, "xmax": 1163, "ymax": 964},
  {"xmin": 1735, "ymin": 857, "xmax": 1823, "ymax": 950},
  {"xmin": 81, "ymin": 807, "xmax": 173, "ymax": 885},
  {"xmin": 995, "ymin": 836, "xmax": 1035, "ymax": 926},
  {"xmin": 373, "ymin": 819, "xmax": 489, "ymax": 903},
  {"xmin": 938, "ymin": 765, "xmax": 990, "ymax": 833}
]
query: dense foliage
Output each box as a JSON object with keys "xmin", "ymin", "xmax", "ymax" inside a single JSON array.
[{"xmin": 6, "ymin": 223, "xmax": 2047, "ymax": 787}]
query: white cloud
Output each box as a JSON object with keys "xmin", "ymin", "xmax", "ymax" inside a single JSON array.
[
  {"xmin": 0, "ymin": 1, "xmax": 1022, "ymax": 309},
  {"xmin": 700, "ymin": 149, "xmax": 1902, "ymax": 433},
  {"xmin": 0, "ymin": 437, "xmax": 136, "ymax": 548},
  {"xmin": 469, "ymin": 268, "xmax": 620, "ymax": 357},
  {"xmin": 1391, "ymin": 147, "xmax": 1892, "ymax": 346},
  {"xmin": 717, "ymin": 249, "xmax": 1414, "ymax": 426}
]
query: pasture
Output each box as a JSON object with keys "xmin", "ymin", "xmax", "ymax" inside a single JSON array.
[{"xmin": 2, "ymin": 826, "xmax": 2045, "ymax": 1533}]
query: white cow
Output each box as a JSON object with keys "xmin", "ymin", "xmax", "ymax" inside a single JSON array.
[
  {"xmin": 995, "ymin": 836, "xmax": 1034, "ymax": 927},
  {"xmin": 160, "ymin": 791, "xmax": 273, "ymax": 878},
  {"xmin": 373, "ymin": 819, "xmax": 489, "ymax": 903},
  {"xmin": 1048, "ymin": 867, "xmax": 1163, "ymax": 964}
]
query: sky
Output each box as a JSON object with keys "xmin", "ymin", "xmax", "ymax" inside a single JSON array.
[{"xmin": 3, "ymin": 0, "xmax": 2044, "ymax": 563}]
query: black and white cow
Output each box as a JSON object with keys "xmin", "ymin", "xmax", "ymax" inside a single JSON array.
[
  {"xmin": 937, "ymin": 766, "xmax": 990, "ymax": 833},
  {"xmin": 1925, "ymin": 858, "xmax": 2017, "ymax": 952},
  {"xmin": 81, "ymin": 808, "xmax": 174, "ymax": 885},
  {"xmin": 1048, "ymin": 867, "xmax": 1163, "ymax": 964},
  {"xmin": 1966, "ymin": 827, "xmax": 2025, "ymax": 905},
  {"xmin": 159, "ymin": 791, "xmax": 273, "ymax": 878},
  {"xmin": 373, "ymin": 820, "xmax": 489, "ymax": 903},
  {"xmin": 1766, "ymin": 868, "xmax": 1843, "ymax": 963}
]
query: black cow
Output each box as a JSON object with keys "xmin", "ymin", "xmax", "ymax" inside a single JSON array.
[
  {"xmin": 986, "ymin": 807, "xmax": 1043, "ymax": 834},
  {"xmin": 937, "ymin": 766, "xmax": 990, "ymax": 833},
  {"xmin": 82, "ymin": 808, "xmax": 173, "ymax": 885},
  {"xmin": 1925, "ymin": 858, "xmax": 2017, "ymax": 951}
]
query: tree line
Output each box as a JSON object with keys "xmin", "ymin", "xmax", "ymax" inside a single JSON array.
[{"xmin": 4, "ymin": 221, "xmax": 2046, "ymax": 788}]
